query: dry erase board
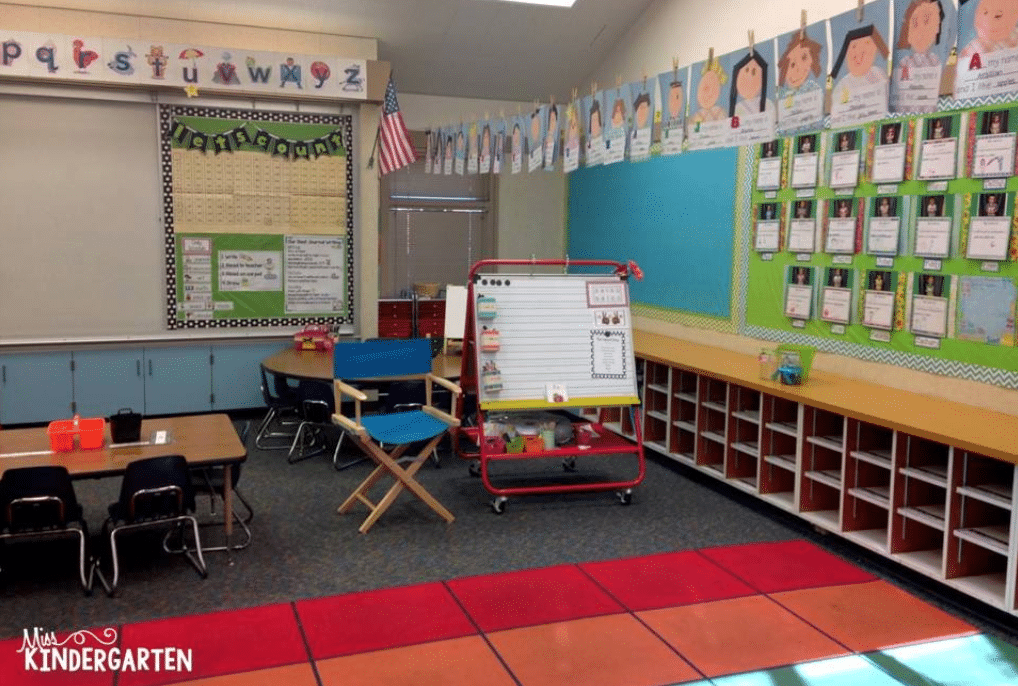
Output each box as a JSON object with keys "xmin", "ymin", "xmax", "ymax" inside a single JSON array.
[{"xmin": 473, "ymin": 273, "xmax": 639, "ymax": 410}]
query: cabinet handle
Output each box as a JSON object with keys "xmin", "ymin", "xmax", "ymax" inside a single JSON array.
[
  {"xmin": 137, "ymin": 360, "xmax": 142, "ymax": 376},
  {"xmin": 148, "ymin": 359, "xmax": 153, "ymax": 376}
]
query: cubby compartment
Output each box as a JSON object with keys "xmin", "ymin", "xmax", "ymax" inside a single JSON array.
[
  {"xmin": 642, "ymin": 363, "xmax": 669, "ymax": 453},
  {"xmin": 799, "ymin": 408, "xmax": 845, "ymax": 531},
  {"xmin": 696, "ymin": 376, "xmax": 727, "ymax": 475},
  {"xmin": 726, "ymin": 385, "xmax": 761, "ymax": 493},
  {"xmin": 946, "ymin": 450, "xmax": 1014, "ymax": 608},
  {"xmin": 759, "ymin": 395, "xmax": 799, "ymax": 512},
  {"xmin": 891, "ymin": 435, "xmax": 950, "ymax": 577},
  {"xmin": 842, "ymin": 421, "xmax": 895, "ymax": 553},
  {"xmin": 669, "ymin": 370, "xmax": 697, "ymax": 464}
]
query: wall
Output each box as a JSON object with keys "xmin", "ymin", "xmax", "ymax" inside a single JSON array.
[
  {"xmin": 400, "ymin": 92, "xmax": 568, "ymax": 263},
  {"xmin": 0, "ymin": 2, "xmax": 381, "ymax": 337},
  {"xmin": 582, "ymin": 0, "xmax": 1018, "ymax": 417}
]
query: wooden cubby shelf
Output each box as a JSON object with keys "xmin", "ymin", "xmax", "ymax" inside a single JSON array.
[{"xmin": 630, "ymin": 331, "xmax": 1018, "ymax": 615}]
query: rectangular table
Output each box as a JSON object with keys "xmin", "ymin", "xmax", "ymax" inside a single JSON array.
[{"xmin": 0, "ymin": 414, "xmax": 247, "ymax": 544}]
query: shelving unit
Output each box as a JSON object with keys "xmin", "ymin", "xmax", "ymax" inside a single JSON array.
[
  {"xmin": 626, "ymin": 330, "xmax": 1018, "ymax": 617},
  {"xmin": 642, "ymin": 361, "xmax": 670, "ymax": 455}
]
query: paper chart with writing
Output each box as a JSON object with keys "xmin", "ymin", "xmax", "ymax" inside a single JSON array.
[
  {"xmin": 283, "ymin": 235, "xmax": 345, "ymax": 313},
  {"xmin": 472, "ymin": 273, "xmax": 638, "ymax": 409},
  {"xmin": 757, "ymin": 142, "xmax": 782, "ymax": 190},
  {"xmin": 972, "ymin": 132, "xmax": 1017, "ymax": 179},
  {"xmin": 821, "ymin": 287, "xmax": 852, "ymax": 324},
  {"xmin": 868, "ymin": 205, "xmax": 901, "ymax": 255},
  {"xmin": 864, "ymin": 289, "xmax": 895, "ymax": 329},
  {"xmin": 911, "ymin": 294, "xmax": 949, "ymax": 338}
]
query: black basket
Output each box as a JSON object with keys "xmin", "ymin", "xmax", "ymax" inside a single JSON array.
[{"xmin": 109, "ymin": 408, "xmax": 142, "ymax": 444}]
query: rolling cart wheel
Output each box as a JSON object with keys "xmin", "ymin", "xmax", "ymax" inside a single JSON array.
[
  {"xmin": 617, "ymin": 489, "xmax": 633, "ymax": 506},
  {"xmin": 491, "ymin": 496, "xmax": 507, "ymax": 514},
  {"xmin": 562, "ymin": 458, "xmax": 577, "ymax": 472},
  {"xmin": 468, "ymin": 460, "xmax": 481, "ymax": 477}
]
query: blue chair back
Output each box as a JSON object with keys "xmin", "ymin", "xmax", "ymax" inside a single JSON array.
[{"xmin": 334, "ymin": 339, "xmax": 433, "ymax": 380}]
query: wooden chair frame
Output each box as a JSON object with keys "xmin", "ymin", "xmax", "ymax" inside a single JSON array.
[{"xmin": 332, "ymin": 371, "xmax": 461, "ymax": 533}]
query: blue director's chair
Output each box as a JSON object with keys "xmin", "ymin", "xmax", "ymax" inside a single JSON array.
[{"xmin": 331, "ymin": 339, "xmax": 461, "ymax": 533}]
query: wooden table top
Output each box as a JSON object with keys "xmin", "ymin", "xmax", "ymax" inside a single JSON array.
[
  {"xmin": 634, "ymin": 330, "xmax": 1018, "ymax": 465},
  {"xmin": 0, "ymin": 414, "xmax": 246, "ymax": 478},
  {"xmin": 262, "ymin": 347, "xmax": 463, "ymax": 382}
]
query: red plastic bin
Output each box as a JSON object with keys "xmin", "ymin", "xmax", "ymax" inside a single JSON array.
[
  {"xmin": 47, "ymin": 420, "xmax": 76, "ymax": 452},
  {"xmin": 78, "ymin": 418, "xmax": 106, "ymax": 450}
]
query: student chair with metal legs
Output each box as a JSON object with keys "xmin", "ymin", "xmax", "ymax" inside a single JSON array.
[
  {"xmin": 331, "ymin": 339, "xmax": 462, "ymax": 533},
  {"xmin": 93, "ymin": 455, "xmax": 207, "ymax": 596},
  {"xmin": 288, "ymin": 379, "xmax": 340, "ymax": 464},
  {"xmin": 0, "ymin": 466, "xmax": 93, "ymax": 594},
  {"xmin": 255, "ymin": 366, "xmax": 301, "ymax": 449}
]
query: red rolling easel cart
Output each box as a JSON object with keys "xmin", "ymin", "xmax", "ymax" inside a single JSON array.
[{"xmin": 453, "ymin": 258, "xmax": 646, "ymax": 513}]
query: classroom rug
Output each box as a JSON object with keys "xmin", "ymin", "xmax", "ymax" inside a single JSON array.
[{"xmin": 2, "ymin": 539, "xmax": 1014, "ymax": 686}]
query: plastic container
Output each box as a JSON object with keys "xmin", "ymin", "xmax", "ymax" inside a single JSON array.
[
  {"xmin": 47, "ymin": 420, "xmax": 76, "ymax": 452},
  {"xmin": 774, "ymin": 344, "xmax": 816, "ymax": 384},
  {"xmin": 109, "ymin": 408, "xmax": 142, "ymax": 444},
  {"xmin": 77, "ymin": 418, "xmax": 106, "ymax": 450},
  {"xmin": 757, "ymin": 348, "xmax": 776, "ymax": 380},
  {"xmin": 524, "ymin": 435, "xmax": 545, "ymax": 452}
]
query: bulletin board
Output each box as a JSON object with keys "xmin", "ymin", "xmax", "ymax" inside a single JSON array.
[
  {"xmin": 161, "ymin": 105, "xmax": 354, "ymax": 329},
  {"xmin": 472, "ymin": 272, "xmax": 640, "ymax": 410},
  {"xmin": 567, "ymin": 148, "xmax": 739, "ymax": 319}
]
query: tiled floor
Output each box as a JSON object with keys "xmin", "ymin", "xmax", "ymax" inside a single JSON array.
[{"xmin": 4, "ymin": 539, "xmax": 1017, "ymax": 686}]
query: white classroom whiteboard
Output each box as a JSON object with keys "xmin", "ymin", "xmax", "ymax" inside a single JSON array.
[{"xmin": 473, "ymin": 272, "xmax": 639, "ymax": 410}]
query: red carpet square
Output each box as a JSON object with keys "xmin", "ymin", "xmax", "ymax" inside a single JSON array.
[
  {"xmin": 0, "ymin": 628, "xmax": 116, "ymax": 686},
  {"xmin": 117, "ymin": 603, "xmax": 306, "ymax": 686},
  {"xmin": 580, "ymin": 550, "xmax": 757, "ymax": 611},
  {"xmin": 296, "ymin": 582, "xmax": 477, "ymax": 659},
  {"xmin": 700, "ymin": 540, "xmax": 876, "ymax": 593},
  {"xmin": 446, "ymin": 564, "xmax": 624, "ymax": 632}
]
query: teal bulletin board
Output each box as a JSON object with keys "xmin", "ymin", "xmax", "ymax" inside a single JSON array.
[
  {"xmin": 567, "ymin": 149, "xmax": 739, "ymax": 319},
  {"xmin": 747, "ymin": 101, "xmax": 1018, "ymax": 378},
  {"xmin": 161, "ymin": 105, "xmax": 354, "ymax": 329}
]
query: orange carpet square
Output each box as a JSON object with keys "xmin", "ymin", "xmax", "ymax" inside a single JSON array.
[
  {"xmin": 486, "ymin": 613, "xmax": 703, "ymax": 686},
  {"xmin": 638, "ymin": 595, "xmax": 849, "ymax": 677},
  {"xmin": 771, "ymin": 580, "xmax": 979, "ymax": 652},
  {"xmin": 158, "ymin": 662, "xmax": 318, "ymax": 686},
  {"xmin": 700, "ymin": 540, "xmax": 876, "ymax": 593},
  {"xmin": 316, "ymin": 635, "xmax": 516, "ymax": 686}
]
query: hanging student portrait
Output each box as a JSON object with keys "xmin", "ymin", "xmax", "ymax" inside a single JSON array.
[
  {"xmin": 478, "ymin": 120, "xmax": 492, "ymax": 175},
  {"xmin": 583, "ymin": 91, "xmax": 605, "ymax": 167},
  {"xmin": 527, "ymin": 105, "xmax": 545, "ymax": 172},
  {"xmin": 544, "ymin": 103, "xmax": 560, "ymax": 171},
  {"xmin": 729, "ymin": 47, "xmax": 777, "ymax": 145},
  {"xmin": 955, "ymin": 0, "xmax": 1018, "ymax": 101},
  {"xmin": 891, "ymin": 0, "xmax": 958, "ymax": 113},
  {"xmin": 657, "ymin": 69, "xmax": 687, "ymax": 156},
  {"xmin": 776, "ymin": 20, "xmax": 829, "ymax": 135},
  {"xmin": 562, "ymin": 101, "xmax": 581, "ymax": 173},
  {"xmin": 828, "ymin": 0, "xmax": 893, "ymax": 129},
  {"xmin": 628, "ymin": 81, "xmax": 655, "ymax": 162},
  {"xmin": 602, "ymin": 84, "xmax": 629, "ymax": 165}
]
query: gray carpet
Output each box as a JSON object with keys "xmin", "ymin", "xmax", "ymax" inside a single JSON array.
[{"xmin": 1, "ymin": 413, "xmax": 1015, "ymax": 644}]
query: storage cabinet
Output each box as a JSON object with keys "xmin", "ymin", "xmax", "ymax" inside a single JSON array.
[
  {"xmin": 72, "ymin": 348, "xmax": 146, "ymax": 418},
  {"xmin": 626, "ymin": 346, "xmax": 1018, "ymax": 617},
  {"xmin": 378, "ymin": 299, "xmax": 414, "ymax": 338},
  {"xmin": 0, "ymin": 352, "xmax": 73, "ymax": 424}
]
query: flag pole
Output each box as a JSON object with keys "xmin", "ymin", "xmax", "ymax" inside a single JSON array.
[{"xmin": 367, "ymin": 69, "xmax": 394, "ymax": 170}]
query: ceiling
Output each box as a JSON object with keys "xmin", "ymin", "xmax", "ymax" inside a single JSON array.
[{"xmin": 14, "ymin": 0, "xmax": 658, "ymax": 101}]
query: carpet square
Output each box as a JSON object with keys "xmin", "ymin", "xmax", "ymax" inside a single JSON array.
[
  {"xmin": 708, "ymin": 655, "xmax": 905, "ymax": 686},
  {"xmin": 771, "ymin": 581, "xmax": 978, "ymax": 653},
  {"xmin": 296, "ymin": 581, "xmax": 476, "ymax": 659},
  {"xmin": 579, "ymin": 550, "xmax": 757, "ymax": 611},
  {"xmin": 865, "ymin": 634, "xmax": 1018, "ymax": 685},
  {"xmin": 316, "ymin": 635, "xmax": 515, "ymax": 686},
  {"xmin": 159, "ymin": 663, "xmax": 318, "ymax": 686},
  {"xmin": 487, "ymin": 614, "xmax": 703, "ymax": 686},
  {"xmin": 446, "ymin": 564, "xmax": 624, "ymax": 632},
  {"xmin": 638, "ymin": 595, "xmax": 848, "ymax": 677},
  {"xmin": 117, "ymin": 603, "xmax": 306, "ymax": 686},
  {"xmin": 0, "ymin": 628, "xmax": 116, "ymax": 686},
  {"xmin": 699, "ymin": 540, "xmax": 876, "ymax": 593}
]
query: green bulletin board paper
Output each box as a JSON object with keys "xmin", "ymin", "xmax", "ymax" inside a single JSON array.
[{"xmin": 746, "ymin": 103, "xmax": 1018, "ymax": 374}]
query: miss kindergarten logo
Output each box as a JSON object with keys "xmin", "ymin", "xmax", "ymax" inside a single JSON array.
[{"xmin": 16, "ymin": 627, "xmax": 193, "ymax": 674}]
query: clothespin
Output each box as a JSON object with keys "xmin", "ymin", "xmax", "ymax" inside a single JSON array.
[
  {"xmin": 499, "ymin": 109, "xmax": 505, "ymax": 120},
  {"xmin": 800, "ymin": 10, "xmax": 807, "ymax": 38},
  {"xmin": 571, "ymin": 87, "xmax": 578, "ymax": 102},
  {"xmin": 857, "ymin": 0, "xmax": 864, "ymax": 22},
  {"xmin": 748, "ymin": 30, "xmax": 755, "ymax": 56},
  {"xmin": 672, "ymin": 56, "xmax": 679, "ymax": 80},
  {"xmin": 642, "ymin": 69, "xmax": 648, "ymax": 89},
  {"xmin": 484, "ymin": 111, "xmax": 490, "ymax": 121},
  {"xmin": 708, "ymin": 47, "xmax": 714, "ymax": 67},
  {"xmin": 591, "ymin": 81, "xmax": 597, "ymax": 96},
  {"xmin": 615, "ymin": 74, "xmax": 622, "ymax": 89}
]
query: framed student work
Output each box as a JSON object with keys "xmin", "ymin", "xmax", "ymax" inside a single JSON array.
[{"xmin": 160, "ymin": 104, "xmax": 354, "ymax": 329}]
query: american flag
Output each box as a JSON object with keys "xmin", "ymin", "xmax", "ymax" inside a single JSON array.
[{"xmin": 377, "ymin": 75, "xmax": 417, "ymax": 175}]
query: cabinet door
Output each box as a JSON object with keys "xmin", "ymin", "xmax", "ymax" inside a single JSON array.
[
  {"xmin": 143, "ymin": 347, "xmax": 213, "ymax": 416},
  {"xmin": 211, "ymin": 341, "xmax": 289, "ymax": 411},
  {"xmin": 0, "ymin": 352, "xmax": 73, "ymax": 425},
  {"xmin": 73, "ymin": 349, "xmax": 145, "ymax": 419}
]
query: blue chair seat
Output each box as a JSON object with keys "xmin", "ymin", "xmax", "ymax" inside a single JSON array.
[{"xmin": 361, "ymin": 411, "xmax": 448, "ymax": 445}]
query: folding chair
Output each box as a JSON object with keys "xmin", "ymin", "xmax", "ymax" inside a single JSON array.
[{"xmin": 331, "ymin": 339, "xmax": 461, "ymax": 533}]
